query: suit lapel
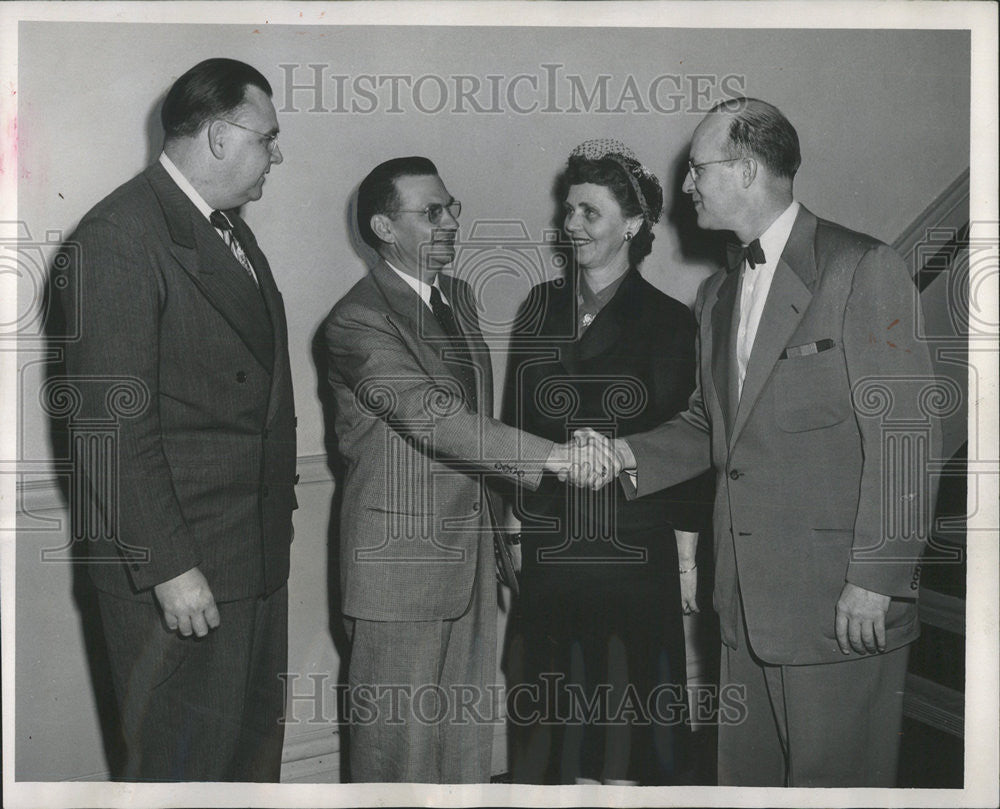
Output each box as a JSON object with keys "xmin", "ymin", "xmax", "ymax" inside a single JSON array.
[
  {"xmin": 730, "ymin": 207, "xmax": 818, "ymax": 445},
  {"xmin": 711, "ymin": 269, "xmax": 740, "ymax": 439},
  {"xmin": 371, "ymin": 261, "xmax": 480, "ymax": 406},
  {"xmin": 145, "ymin": 163, "xmax": 274, "ymax": 372},
  {"xmin": 549, "ymin": 280, "xmax": 580, "ymax": 374},
  {"xmin": 233, "ymin": 214, "xmax": 290, "ymax": 427},
  {"xmin": 574, "ymin": 268, "xmax": 638, "ymax": 364},
  {"xmin": 439, "ymin": 272, "xmax": 493, "ymax": 414}
]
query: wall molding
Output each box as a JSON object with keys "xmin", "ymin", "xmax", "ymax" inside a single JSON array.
[
  {"xmin": 919, "ymin": 588, "xmax": 966, "ymax": 636},
  {"xmin": 893, "ymin": 167, "xmax": 970, "ymax": 261},
  {"xmin": 904, "ymin": 674, "xmax": 965, "ymax": 738},
  {"xmin": 280, "ymin": 725, "xmax": 341, "ymax": 784}
]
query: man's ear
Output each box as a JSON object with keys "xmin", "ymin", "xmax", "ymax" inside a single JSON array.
[
  {"xmin": 206, "ymin": 120, "xmax": 228, "ymax": 160},
  {"xmin": 370, "ymin": 213, "xmax": 395, "ymax": 244},
  {"xmin": 740, "ymin": 157, "xmax": 758, "ymax": 188}
]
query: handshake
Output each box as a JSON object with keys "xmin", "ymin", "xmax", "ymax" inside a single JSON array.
[{"xmin": 543, "ymin": 427, "xmax": 636, "ymax": 490}]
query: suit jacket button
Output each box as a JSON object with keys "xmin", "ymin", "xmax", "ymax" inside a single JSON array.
[
  {"xmin": 294, "ymin": 474, "xmax": 300, "ymax": 484},
  {"xmin": 236, "ymin": 371, "xmax": 247, "ymax": 383},
  {"xmin": 729, "ymin": 469, "xmax": 741, "ymax": 480}
]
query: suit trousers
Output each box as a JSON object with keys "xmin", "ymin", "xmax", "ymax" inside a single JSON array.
[
  {"xmin": 717, "ymin": 588, "xmax": 909, "ymax": 787},
  {"xmin": 346, "ymin": 539, "xmax": 497, "ymax": 783},
  {"xmin": 98, "ymin": 583, "xmax": 288, "ymax": 781}
]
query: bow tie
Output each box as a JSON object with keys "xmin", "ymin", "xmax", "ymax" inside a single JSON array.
[{"xmin": 726, "ymin": 238, "xmax": 766, "ymax": 271}]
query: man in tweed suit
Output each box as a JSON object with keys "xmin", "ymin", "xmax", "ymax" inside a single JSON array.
[
  {"xmin": 324, "ymin": 157, "xmax": 585, "ymax": 782},
  {"xmin": 59, "ymin": 59, "xmax": 296, "ymax": 780}
]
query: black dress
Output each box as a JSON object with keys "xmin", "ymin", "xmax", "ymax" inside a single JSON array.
[{"xmin": 502, "ymin": 268, "xmax": 712, "ymax": 784}]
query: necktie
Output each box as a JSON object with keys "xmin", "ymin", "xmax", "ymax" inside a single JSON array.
[
  {"xmin": 429, "ymin": 284, "xmax": 460, "ymax": 339},
  {"xmin": 432, "ymin": 288, "xmax": 511, "ymax": 592},
  {"xmin": 726, "ymin": 238, "xmax": 766, "ymax": 271},
  {"xmin": 429, "ymin": 285, "xmax": 478, "ymax": 411},
  {"xmin": 210, "ymin": 210, "xmax": 258, "ymax": 285}
]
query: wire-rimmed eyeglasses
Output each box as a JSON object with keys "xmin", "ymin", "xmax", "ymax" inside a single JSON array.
[
  {"xmin": 393, "ymin": 200, "xmax": 462, "ymax": 224},
  {"xmin": 687, "ymin": 156, "xmax": 743, "ymax": 182},
  {"xmin": 221, "ymin": 119, "xmax": 280, "ymax": 154}
]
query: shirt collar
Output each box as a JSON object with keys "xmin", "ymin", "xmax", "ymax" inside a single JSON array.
[
  {"xmin": 385, "ymin": 260, "xmax": 446, "ymax": 308},
  {"xmin": 578, "ymin": 269, "xmax": 629, "ymax": 310},
  {"xmin": 754, "ymin": 200, "xmax": 800, "ymax": 269},
  {"xmin": 158, "ymin": 152, "xmax": 215, "ymax": 222}
]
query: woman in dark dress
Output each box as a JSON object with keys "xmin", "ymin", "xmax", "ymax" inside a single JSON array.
[{"xmin": 504, "ymin": 139, "xmax": 711, "ymax": 785}]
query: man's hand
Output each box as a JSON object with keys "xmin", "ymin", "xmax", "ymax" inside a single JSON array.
[
  {"xmin": 835, "ymin": 582, "xmax": 891, "ymax": 655},
  {"xmin": 544, "ymin": 442, "xmax": 604, "ymax": 489},
  {"xmin": 544, "ymin": 436, "xmax": 616, "ymax": 490},
  {"xmin": 573, "ymin": 428, "xmax": 636, "ymax": 476},
  {"xmin": 153, "ymin": 567, "xmax": 220, "ymax": 638}
]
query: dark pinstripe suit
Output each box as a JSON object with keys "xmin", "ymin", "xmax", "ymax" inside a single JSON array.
[{"xmin": 59, "ymin": 161, "xmax": 297, "ymax": 780}]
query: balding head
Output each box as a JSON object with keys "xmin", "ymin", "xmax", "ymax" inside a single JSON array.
[
  {"xmin": 682, "ymin": 97, "xmax": 799, "ymax": 242},
  {"xmin": 708, "ymin": 97, "xmax": 801, "ymax": 181}
]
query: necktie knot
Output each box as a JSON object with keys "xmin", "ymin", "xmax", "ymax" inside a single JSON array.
[
  {"xmin": 210, "ymin": 210, "xmax": 258, "ymax": 286},
  {"xmin": 726, "ymin": 238, "xmax": 766, "ymax": 271},
  {"xmin": 210, "ymin": 210, "xmax": 233, "ymax": 231}
]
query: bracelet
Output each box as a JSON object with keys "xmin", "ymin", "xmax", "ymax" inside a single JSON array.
[{"xmin": 678, "ymin": 563, "xmax": 697, "ymax": 575}]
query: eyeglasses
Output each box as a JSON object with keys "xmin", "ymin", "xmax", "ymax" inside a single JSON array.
[
  {"xmin": 221, "ymin": 119, "xmax": 280, "ymax": 154},
  {"xmin": 687, "ymin": 156, "xmax": 743, "ymax": 182},
  {"xmin": 393, "ymin": 200, "xmax": 462, "ymax": 224}
]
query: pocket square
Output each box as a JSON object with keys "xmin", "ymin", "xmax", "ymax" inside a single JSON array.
[{"xmin": 780, "ymin": 338, "xmax": 836, "ymax": 360}]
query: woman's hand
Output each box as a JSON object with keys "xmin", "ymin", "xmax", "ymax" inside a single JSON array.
[
  {"xmin": 679, "ymin": 565, "xmax": 699, "ymax": 615},
  {"xmin": 676, "ymin": 529, "xmax": 699, "ymax": 616}
]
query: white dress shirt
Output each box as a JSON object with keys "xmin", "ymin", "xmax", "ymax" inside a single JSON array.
[
  {"xmin": 736, "ymin": 201, "xmax": 800, "ymax": 397},
  {"xmin": 624, "ymin": 201, "xmax": 800, "ymax": 486},
  {"xmin": 386, "ymin": 262, "xmax": 449, "ymax": 309},
  {"xmin": 158, "ymin": 152, "xmax": 259, "ymax": 285}
]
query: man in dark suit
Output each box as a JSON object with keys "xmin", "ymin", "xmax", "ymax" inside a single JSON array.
[
  {"xmin": 58, "ymin": 58, "xmax": 296, "ymax": 781},
  {"xmin": 323, "ymin": 157, "xmax": 582, "ymax": 782},
  {"xmin": 579, "ymin": 98, "xmax": 940, "ymax": 786}
]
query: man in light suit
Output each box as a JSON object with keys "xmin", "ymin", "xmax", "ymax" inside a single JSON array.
[
  {"xmin": 323, "ymin": 157, "xmax": 583, "ymax": 782},
  {"xmin": 58, "ymin": 59, "xmax": 296, "ymax": 780},
  {"xmin": 579, "ymin": 98, "xmax": 939, "ymax": 786}
]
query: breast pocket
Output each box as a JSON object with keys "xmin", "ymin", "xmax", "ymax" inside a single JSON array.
[{"xmin": 772, "ymin": 345, "xmax": 851, "ymax": 432}]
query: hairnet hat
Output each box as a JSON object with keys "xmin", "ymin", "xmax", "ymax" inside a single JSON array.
[{"xmin": 568, "ymin": 138, "xmax": 662, "ymax": 226}]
